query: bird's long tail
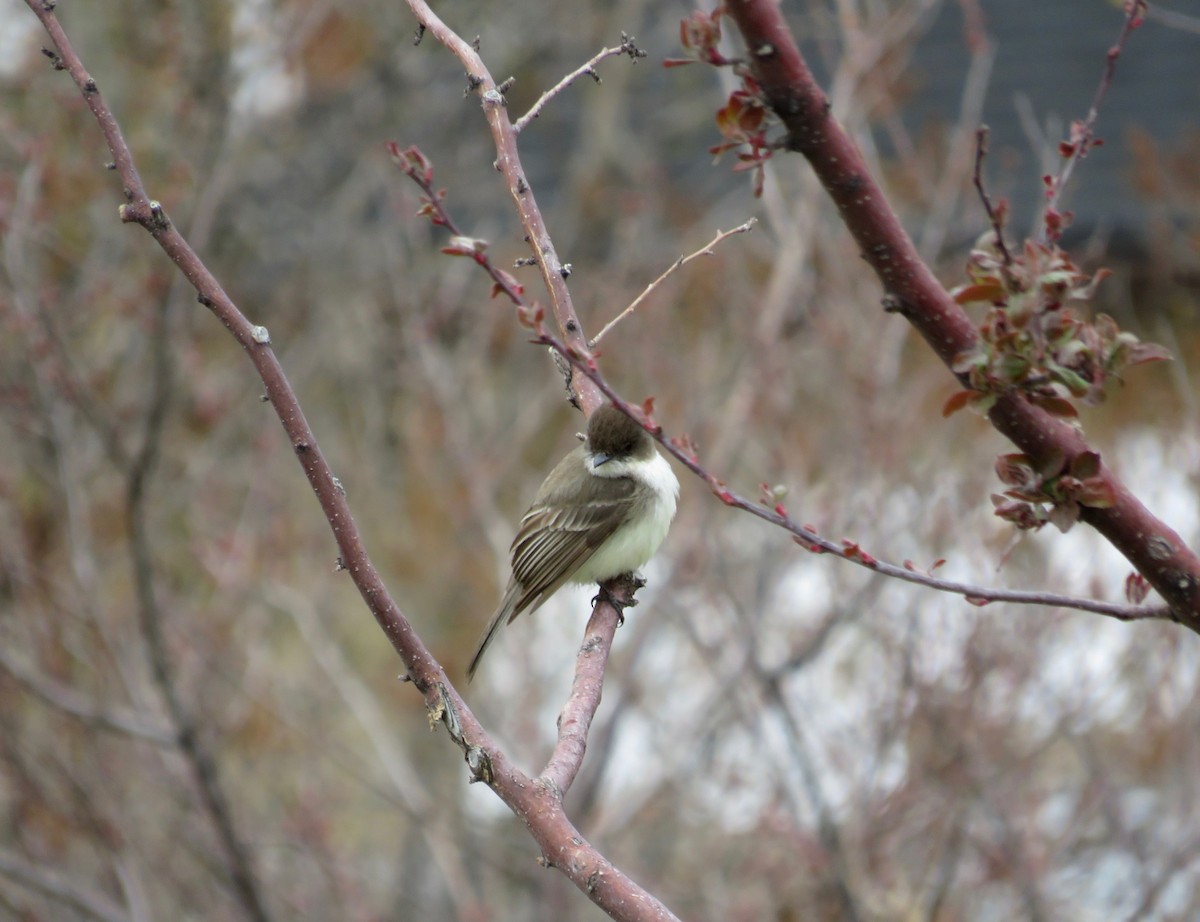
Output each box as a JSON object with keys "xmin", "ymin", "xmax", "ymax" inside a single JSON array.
[{"xmin": 466, "ymin": 580, "xmax": 522, "ymax": 681}]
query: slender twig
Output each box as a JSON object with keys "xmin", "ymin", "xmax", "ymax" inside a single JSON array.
[
  {"xmin": 534, "ymin": 324, "xmax": 1171, "ymax": 625},
  {"xmin": 590, "ymin": 219, "xmax": 757, "ymax": 346},
  {"xmin": 972, "ymin": 127, "xmax": 1013, "ymax": 265},
  {"xmin": 406, "ymin": 0, "xmax": 603, "ymax": 413},
  {"xmin": 270, "ymin": 584, "xmax": 480, "ymax": 919},
  {"xmin": 1041, "ymin": 1, "xmax": 1147, "ymax": 235},
  {"xmin": 513, "ymin": 34, "xmax": 647, "ymax": 134},
  {"xmin": 389, "ymin": 143, "xmax": 529, "ymax": 306}
]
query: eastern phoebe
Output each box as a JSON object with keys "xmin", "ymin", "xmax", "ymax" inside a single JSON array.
[{"xmin": 467, "ymin": 404, "xmax": 679, "ymax": 680}]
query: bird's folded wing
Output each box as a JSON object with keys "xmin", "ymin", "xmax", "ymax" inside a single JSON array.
[{"xmin": 506, "ymin": 487, "xmax": 635, "ymax": 623}]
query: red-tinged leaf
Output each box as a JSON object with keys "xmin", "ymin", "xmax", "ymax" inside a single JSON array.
[
  {"xmin": 389, "ymin": 143, "xmax": 435, "ymax": 184},
  {"xmin": 903, "ymin": 560, "xmax": 916, "ymax": 571},
  {"xmin": 1125, "ymin": 572, "xmax": 1151, "ymax": 605},
  {"xmin": 842, "ymin": 540, "xmax": 877, "ymax": 566},
  {"xmin": 775, "ymin": 503, "xmax": 787, "ymax": 517},
  {"xmin": 1076, "ymin": 477, "xmax": 1116, "ymax": 509},
  {"xmin": 1125, "ymin": 341, "xmax": 1172, "ymax": 366},
  {"xmin": 929, "ymin": 558, "xmax": 946, "ymax": 573},
  {"xmin": 715, "ymin": 100, "xmax": 740, "ymax": 138},
  {"xmin": 516, "ymin": 304, "xmax": 544, "ymax": 328},
  {"xmin": 1072, "ymin": 267, "xmax": 1112, "ymax": 300},
  {"xmin": 489, "ymin": 269, "xmax": 523, "ymax": 298},
  {"xmin": 715, "ymin": 92, "xmax": 764, "ymax": 138},
  {"xmin": 662, "ymin": 58, "xmax": 694, "ymax": 68},
  {"xmin": 965, "ymin": 596, "xmax": 990, "ymax": 607},
  {"xmin": 679, "ymin": 10, "xmax": 729, "ymax": 66},
  {"xmin": 952, "ymin": 282, "xmax": 1007, "ymax": 305},
  {"xmin": 991, "ymin": 497, "xmax": 1044, "ymax": 530},
  {"xmin": 942, "ymin": 389, "xmax": 974, "ymax": 418},
  {"xmin": 670, "ymin": 434, "xmax": 699, "ymax": 462},
  {"xmin": 995, "ymin": 453, "xmax": 1034, "ymax": 486},
  {"xmin": 639, "ymin": 397, "xmax": 662, "ymax": 433},
  {"xmin": 1030, "ymin": 394, "xmax": 1079, "ymax": 418}
]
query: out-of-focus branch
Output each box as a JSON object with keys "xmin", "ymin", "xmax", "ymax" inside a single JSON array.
[
  {"xmin": 0, "ymin": 647, "xmax": 174, "ymax": 745},
  {"xmin": 124, "ymin": 291, "xmax": 272, "ymax": 922},
  {"xmin": 535, "ymin": 325, "xmax": 1171, "ymax": 624},
  {"xmin": 269, "ymin": 583, "xmax": 480, "ymax": 920},
  {"xmin": 0, "ymin": 849, "xmax": 127, "ymax": 922},
  {"xmin": 721, "ymin": 0, "xmax": 1200, "ymax": 630},
  {"xmin": 25, "ymin": 4, "xmax": 679, "ymax": 919}
]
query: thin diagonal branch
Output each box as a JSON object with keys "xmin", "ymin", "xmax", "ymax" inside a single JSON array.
[
  {"xmin": 534, "ymin": 325, "xmax": 1171, "ymax": 625},
  {"xmin": 591, "ymin": 219, "xmax": 757, "ymax": 346},
  {"xmin": 1042, "ymin": 1, "xmax": 1147, "ymax": 232},
  {"xmin": 513, "ymin": 34, "xmax": 647, "ymax": 134},
  {"xmin": 0, "ymin": 647, "xmax": 174, "ymax": 745},
  {"xmin": 0, "ymin": 850, "xmax": 127, "ymax": 922}
]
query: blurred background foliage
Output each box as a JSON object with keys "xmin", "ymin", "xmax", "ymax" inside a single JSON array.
[{"xmin": 1, "ymin": 0, "xmax": 1199, "ymax": 919}]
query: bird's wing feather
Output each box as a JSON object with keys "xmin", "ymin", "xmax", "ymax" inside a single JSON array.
[{"xmin": 507, "ymin": 481, "xmax": 637, "ymax": 620}]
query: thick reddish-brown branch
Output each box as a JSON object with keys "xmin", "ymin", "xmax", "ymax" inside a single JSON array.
[{"xmin": 723, "ymin": 0, "xmax": 1200, "ymax": 629}]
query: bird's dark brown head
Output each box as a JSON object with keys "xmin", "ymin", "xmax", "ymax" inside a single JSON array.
[{"xmin": 587, "ymin": 405, "xmax": 653, "ymax": 463}]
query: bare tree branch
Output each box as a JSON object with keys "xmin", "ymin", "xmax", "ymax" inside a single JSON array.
[
  {"xmin": 23, "ymin": 3, "xmax": 680, "ymax": 918},
  {"xmin": 591, "ymin": 220, "xmax": 758, "ymax": 346},
  {"xmin": 513, "ymin": 34, "xmax": 647, "ymax": 134},
  {"xmin": 0, "ymin": 647, "xmax": 174, "ymax": 745},
  {"xmin": 0, "ymin": 849, "xmax": 128, "ymax": 922}
]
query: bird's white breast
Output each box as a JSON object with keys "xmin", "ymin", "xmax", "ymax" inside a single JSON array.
[{"xmin": 574, "ymin": 451, "xmax": 679, "ymax": 583}]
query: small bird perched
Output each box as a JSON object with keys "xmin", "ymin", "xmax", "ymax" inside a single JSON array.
[{"xmin": 467, "ymin": 404, "xmax": 679, "ymax": 681}]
